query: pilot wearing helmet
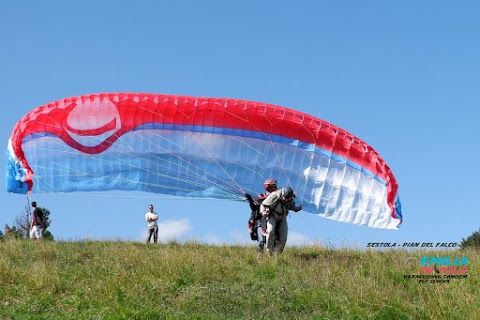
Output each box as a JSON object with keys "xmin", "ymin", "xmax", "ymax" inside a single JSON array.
[
  {"xmin": 260, "ymin": 186, "xmax": 302, "ymax": 255},
  {"xmin": 245, "ymin": 178, "xmax": 279, "ymax": 256}
]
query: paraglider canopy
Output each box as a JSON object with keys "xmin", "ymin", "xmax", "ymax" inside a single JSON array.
[{"xmin": 6, "ymin": 93, "xmax": 402, "ymax": 229}]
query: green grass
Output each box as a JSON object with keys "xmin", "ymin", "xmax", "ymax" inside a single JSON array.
[{"xmin": 0, "ymin": 240, "xmax": 478, "ymax": 319}]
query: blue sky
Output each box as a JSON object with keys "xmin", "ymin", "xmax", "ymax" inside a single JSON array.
[{"xmin": 1, "ymin": 1, "xmax": 479, "ymax": 248}]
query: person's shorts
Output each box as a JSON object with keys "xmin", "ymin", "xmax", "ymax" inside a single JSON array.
[{"xmin": 29, "ymin": 226, "xmax": 43, "ymax": 239}]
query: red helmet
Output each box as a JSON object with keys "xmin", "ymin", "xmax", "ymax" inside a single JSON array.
[{"xmin": 263, "ymin": 178, "xmax": 278, "ymax": 191}]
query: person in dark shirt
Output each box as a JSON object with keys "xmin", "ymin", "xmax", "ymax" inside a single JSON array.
[{"xmin": 29, "ymin": 201, "xmax": 45, "ymax": 240}]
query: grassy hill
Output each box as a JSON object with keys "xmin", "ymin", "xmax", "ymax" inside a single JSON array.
[{"xmin": 0, "ymin": 240, "xmax": 478, "ymax": 319}]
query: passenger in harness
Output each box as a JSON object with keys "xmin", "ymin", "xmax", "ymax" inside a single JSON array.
[
  {"xmin": 260, "ymin": 186, "xmax": 302, "ymax": 255},
  {"xmin": 245, "ymin": 178, "xmax": 278, "ymax": 256}
]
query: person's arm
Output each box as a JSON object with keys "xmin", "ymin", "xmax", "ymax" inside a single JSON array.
[
  {"xmin": 260, "ymin": 193, "xmax": 278, "ymax": 217},
  {"xmin": 286, "ymin": 200, "xmax": 302, "ymax": 212},
  {"xmin": 245, "ymin": 193, "xmax": 257, "ymax": 212},
  {"xmin": 292, "ymin": 203, "xmax": 302, "ymax": 212},
  {"xmin": 261, "ymin": 192, "xmax": 278, "ymax": 208}
]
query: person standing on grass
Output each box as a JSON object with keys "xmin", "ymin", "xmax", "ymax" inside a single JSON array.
[
  {"xmin": 145, "ymin": 204, "xmax": 159, "ymax": 243},
  {"xmin": 29, "ymin": 201, "xmax": 45, "ymax": 240},
  {"xmin": 260, "ymin": 186, "xmax": 302, "ymax": 255},
  {"xmin": 245, "ymin": 178, "xmax": 278, "ymax": 256}
]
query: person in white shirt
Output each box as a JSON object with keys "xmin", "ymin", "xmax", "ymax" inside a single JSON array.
[
  {"xmin": 145, "ymin": 204, "xmax": 159, "ymax": 243},
  {"xmin": 260, "ymin": 186, "xmax": 302, "ymax": 255}
]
